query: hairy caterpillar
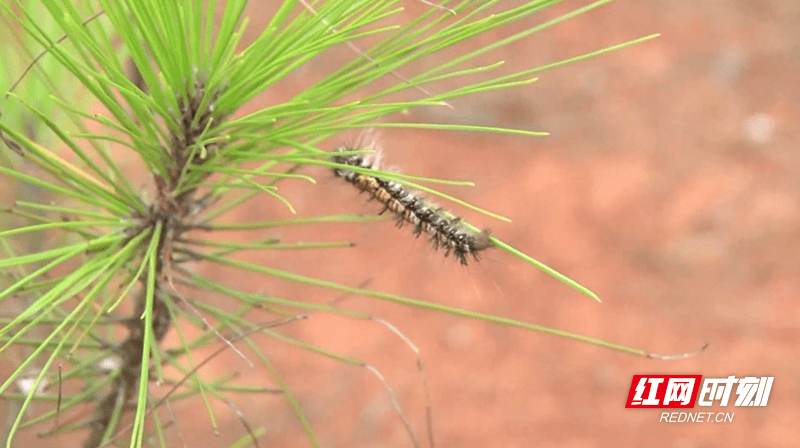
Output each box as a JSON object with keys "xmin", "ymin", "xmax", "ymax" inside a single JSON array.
[{"xmin": 331, "ymin": 143, "xmax": 491, "ymax": 265}]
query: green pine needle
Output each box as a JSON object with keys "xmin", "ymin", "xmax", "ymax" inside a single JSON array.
[{"xmin": 0, "ymin": 1, "xmax": 662, "ymax": 447}]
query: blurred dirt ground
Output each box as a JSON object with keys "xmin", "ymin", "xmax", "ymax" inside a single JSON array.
[{"xmin": 5, "ymin": 1, "xmax": 799, "ymax": 447}]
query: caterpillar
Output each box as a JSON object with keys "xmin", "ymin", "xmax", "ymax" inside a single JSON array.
[{"xmin": 331, "ymin": 144, "xmax": 491, "ymax": 265}]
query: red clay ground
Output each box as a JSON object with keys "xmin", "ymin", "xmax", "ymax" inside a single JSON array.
[
  {"xmin": 183, "ymin": 2, "xmax": 797, "ymax": 447},
  {"xmin": 6, "ymin": 1, "xmax": 799, "ymax": 447}
]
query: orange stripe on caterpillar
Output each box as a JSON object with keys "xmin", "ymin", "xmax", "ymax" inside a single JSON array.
[{"xmin": 331, "ymin": 147, "xmax": 491, "ymax": 265}]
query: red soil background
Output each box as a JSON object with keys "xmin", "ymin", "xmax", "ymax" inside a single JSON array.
[{"xmin": 6, "ymin": 1, "xmax": 799, "ymax": 447}]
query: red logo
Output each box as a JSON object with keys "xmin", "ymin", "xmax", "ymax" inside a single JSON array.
[{"xmin": 626, "ymin": 375, "xmax": 702, "ymax": 408}]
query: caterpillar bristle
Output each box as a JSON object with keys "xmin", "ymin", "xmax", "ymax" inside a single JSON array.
[{"xmin": 331, "ymin": 145, "xmax": 492, "ymax": 265}]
